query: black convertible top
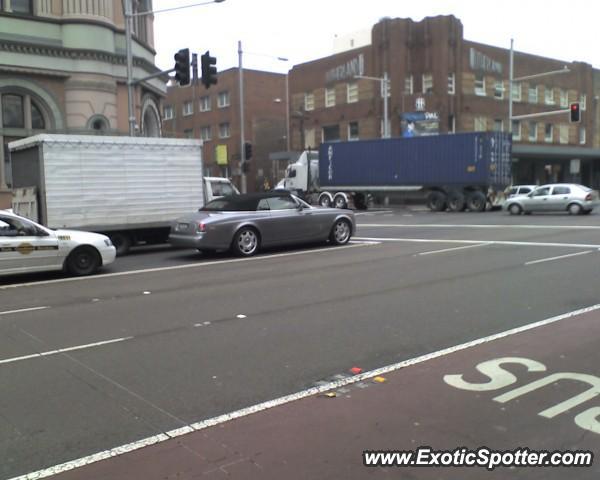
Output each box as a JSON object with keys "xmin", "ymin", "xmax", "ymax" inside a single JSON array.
[{"xmin": 201, "ymin": 192, "xmax": 293, "ymax": 212}]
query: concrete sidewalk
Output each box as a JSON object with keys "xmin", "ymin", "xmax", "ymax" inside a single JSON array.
[{"xmin": 51, "ymin": 308, "xmax": 600, "ymax": 480}]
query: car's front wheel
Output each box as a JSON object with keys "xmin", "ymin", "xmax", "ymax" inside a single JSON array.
[
  {"xmin": 232, "ymin": 227, "xmax": 260, "ymax": 257},
  {"xmin": 330, "ymin": 219, "xmax": 352, "ymax": 245},
  {"xmin": 508, "ymin": 203, "xmax": 522, "ymax": 215},
  {"xmin": 66, "ymin": 247, "xmax": 101, "ymax": 276}
]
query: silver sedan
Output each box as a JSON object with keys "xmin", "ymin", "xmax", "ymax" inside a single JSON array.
[
  {"xmin": 168, "ymin": 192, "xmax": 356, "ymax": 256},
  {"xmin": 503, "ymin": 183, "xmax": 599, "ymax": 215}
]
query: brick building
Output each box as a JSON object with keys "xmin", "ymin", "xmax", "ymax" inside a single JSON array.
[
  {"xmin": 289, "ymin": 15, "xmax": 600, "ymax": 188},
  {"xmin": 0, "ymin": 0, "xmax": 165, "ymax": 208},
  {"xmin": 163, "ymin": 68, "xmax": 287, "ymax": 192}
]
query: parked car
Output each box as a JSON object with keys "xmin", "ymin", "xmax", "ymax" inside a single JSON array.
[
  {"xmin": 505, "ymin": 185, "xmax": 537, "ymax": 198},
  {"xmin": 503, "ymin": 183, "xmax": 599, "ymax": 215},
  {"xmin": 168, "ymin": 192, "xmax": 356, "ymax": 257},
  {"xmin": 0, "ymin": 210, "xmax": 116, "ymax": 277}
]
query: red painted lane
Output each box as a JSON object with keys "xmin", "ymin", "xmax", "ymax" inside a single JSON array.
[{"xmin": 53, "ymin": 309, "xmax": 600, "ymax": 479}]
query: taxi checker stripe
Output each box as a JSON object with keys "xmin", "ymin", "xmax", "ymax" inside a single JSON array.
[{"xmin": 1, "ymin": 246, "xmax": 59, "ymax": 252}]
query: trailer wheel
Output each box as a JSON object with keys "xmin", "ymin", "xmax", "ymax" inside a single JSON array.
[
  {"xmin": 109, "ymin": 232, "xmax": 132, "ymax": 256},
  {"xmin": 427, "ymin": 191, "xmax": 447, "ymax": 212},
  {"xmin": 466, "ymin": 191, "xmax": 487, "ymax": 212},
  {"xmin": 447, "ymin": 191, "xmax": 466, "ymax": 212},
  {"xmin": 66, "ymin": 247, "xmax": 101, "ymax": 276},
  {"xmin": 318, "ymin": 193, "xmax": 332, "ymax": 207},
  {"xmin": 333, "ymin": 193, "xmax": 348, "ymax": 209}
]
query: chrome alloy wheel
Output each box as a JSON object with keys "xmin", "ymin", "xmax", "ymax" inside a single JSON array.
[{"xmin": 237, "ymin": 229, "xmax": 258, "ymax": 255}]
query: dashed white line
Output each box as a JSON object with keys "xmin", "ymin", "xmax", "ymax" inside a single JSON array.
[
  {"xmin": 0, "ymin": 337, "xmax": 133, "ymax": 366},
  {"xmin": 0, "ymin": 306, "xmax": 49, "ymax": 316},
  {"xmin": 416, "ymin": 242, "xmax": 492, "ymax": 256},
  {"xmin": 525, "ymin": 250, "xmax": 594, "ymax": 266},
  {"xmin": 11, "ymin": 302, "xmax": 600, "ymax": 480}
]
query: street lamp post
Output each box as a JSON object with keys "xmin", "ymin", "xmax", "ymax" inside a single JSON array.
[{"xmin": 354, "ymin": 73, "xmax": 390, "ymax": 138}]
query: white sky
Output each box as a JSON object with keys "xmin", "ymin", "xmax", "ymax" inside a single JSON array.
[{"xmin": 153, "ymin": 0, "xmax": 600, "ymax": 75}]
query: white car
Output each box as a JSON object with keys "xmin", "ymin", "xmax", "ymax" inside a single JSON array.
[{"xmin": 0, "ymin": 210, "xmax": 116, "ymax": 277}]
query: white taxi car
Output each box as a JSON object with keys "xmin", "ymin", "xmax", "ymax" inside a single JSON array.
[{"xmin": 0, "ymin": 210, "xmax": 116, "ymax": 277}]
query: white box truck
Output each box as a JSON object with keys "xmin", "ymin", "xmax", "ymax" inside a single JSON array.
[{"xmin": 8, "ymin": 134, "xmax": 237, "ymax": 255}]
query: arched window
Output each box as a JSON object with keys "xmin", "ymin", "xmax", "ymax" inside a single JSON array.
[
  {"xmin": 1, "ymin": 93, "xmax": 46, "ymax": 130},
  {"xmin": 31, "ymin": 103, "xmax": 45, "ymax": 129},
  {"xmin": 87, "ymin": 115, "xmax": 109, "ymax": 133}
]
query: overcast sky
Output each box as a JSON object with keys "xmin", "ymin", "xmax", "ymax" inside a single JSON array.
[{"xmin": 153, "ymin": 0, "xmax": 600, "ymax": 75}]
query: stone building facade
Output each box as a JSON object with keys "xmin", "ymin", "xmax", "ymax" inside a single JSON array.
[{"xmin": 0, "ymin": 0, "xmax": 165, "ymax": 207}]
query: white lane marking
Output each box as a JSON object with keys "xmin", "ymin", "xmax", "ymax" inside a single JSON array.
[
  {"xmin": 416, "ymin": 243, "xmax": 492, "ymax": 256},
  {"xmin": 525, "ymin": 250, "xmax": 594, "ymax": 266},
  {"xmin": 0, "ymin": 337, "xmax": 133, "ymax": 366},
  {"xmin": 13, "ymin": 302, "xmax": 600, "ymax": 480},
  {"xmin": 358, "ymin": 223, "xmax": 600, "ymax": 230},
  {"xmin": 0, "ymin": 242, "xmax": 375, "ymax": 291},
  {"xmin": 0, "ymin": 306, "xmax": 49, "ymax": 316},
  {"xmin": 354, "ymin": 236, "xmax": 600, "ymax": 249}
]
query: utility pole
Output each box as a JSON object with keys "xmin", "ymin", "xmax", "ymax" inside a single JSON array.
[
  {"xmin": 239, "ymin": 40, "xmax": 246, "ymax": 193},
  {"xmin": 124, "ymin": 0, "xmax": 136, "ymax": 136}
]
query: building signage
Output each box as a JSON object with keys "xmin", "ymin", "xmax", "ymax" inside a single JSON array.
[
  {"xmin": 325, "ymin": 54, "xmax": 364, "ymax": 83},
  {"xmin": 469, "ymin": 48, "xmax": 503, "ymax": 74},
  {"xmin": 401, "ymin": 111, "xmax": 440, "ymax": 137},
  {"xmin": 215, "ymin": 144, "xmax": 228, "ymax": 166}
]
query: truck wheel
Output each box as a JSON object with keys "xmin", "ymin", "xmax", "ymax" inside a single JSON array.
[
  {"xmin": 333, "ymin": 194, "xmax": 348, "ymax": 209},
  {"xmin": 466, "ymin": 191, "xmax": 487, "ymax": 212},
  {"xmin": 66, "ymin": 247, "xmax": 101, "ymax": 276},
  {"xmin": 330, "ymin": 219, "xmax": 351, "ymax": 245},
  {"xmin": 318, "ymin": 194, "xmax": 332, "ymax": 207},
  {"xmin": 109, "ymin": 232, "xmax": 132, "ymax": 256},
  {"xmin": 232, "ymin": 226, "xmax": 260, "ymax": 257},
  {"xmin": 447, "ymin": 191, "xmax": 466, "ymax": 212},
  {"xmin": 427, "ymin": 191, "xmax": 447, "ymax": 212}
]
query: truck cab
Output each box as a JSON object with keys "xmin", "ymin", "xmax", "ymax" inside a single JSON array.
[
  {"xmin": 203, "ymin": 177, "xmax": 239, "ymax": 202},
  {"xmin": 284, "ymin": 150, "xmax": 319, "ymax": 194}
]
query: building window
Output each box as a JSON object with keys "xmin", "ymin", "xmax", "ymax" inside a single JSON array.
[
  {"xmin": 544, "ymin": 123, "xmax": 553, "ymax": 143},
  {"xmin": 422, "ymin": 74, "xmax": 433, "ymax": 94},
  {"xmin": 304, "ymin": 128, "xmax": 315, "ymax": 149},
  {"xmin": 325, "ymin": 88, "xmax": 335, "ymax": 108},
  {"xmin": 182, "ymin": 101, "xmax": 193, "ymax": 116},
  {"xmin": 493, "ymin": 119, "xmax": 503, "ymax": 132},
  {"xmin": 163, "ymin": 105, "xmax": 173, "ymax": 120},
  {"xmin": 217, "ymin": 91, "xmax": 230, "ymax": 108},
  {"xmin": 559, "ymin": 89, "xmax": 568, "ymax": 107},
  {"xmin": 31, "ymin": 103, "xmax": 45, "ymax": 129},
  {"xmin": 544, "ymin": 87, "xmax": 555, "ymax": 105},
  {"xmin": 347, "ymin": 83, "xmax": 358, "ymax": 103},
  {"xmin": 219, "ymin": 122, "xmax": 230, "ymax": 138},
  {"xmin": 579, "ymin": 127, "xmax": 586, "ymax": 145},
  {"xmin": 474, "ymin": 116, "xmax": 487, "ymax": 131},
  {"xmin": 528, "ymin": 85, "xmax": 538, "ymax": 103},
  {"xmin": 200, "ymin": 126, "xmax": 211, "ymax": 141},
  {"xmin": 528, "ymin": 122, "xmax": 538, "ymax": 142},
  {"xmin": 199, "ymin": 96, "xmax": 211, "ymax": 112},
  {"xmin": 448, "ymin": 114, "xmax": 456, "ymax": 133},
  {"xmin": 559, "ymin": 124, "xmax": 569, "ymax": 144},
  {"xmin": 580, "ymin": 94, "xmax": 587, "ymax": 110},
  {"xmin": 322, "ymin": 125, "xmax": 341, "ymax": 142},
  {"xmin": 511, "ymin": 120, "xmax": 521, "ymax": 140},
  {"xmin": 304, "ymin": 93, "xmax": 315, "ymax": 111},
  {"xmin": 404, "ymin": 75, "xmax": 413, "ymax": 95},
  {"xmin": 474, "ymin": 73, "xmax": 485, "ymax": 96},
  {"xmin": 348, "ymin": 121, "xmax": 359, "ymax": 140},
  {"xmin": 2, "ymin": 94, "xmax": 24, "ymax": 128},
  {"xmin": 447, "ymin": 73, "xmax": 455, "ymax": 95},
  {"xmin": 184, "ymin": 128, "xmax": 194, "ymax": 139},
  {"xmin": 511, "ymin": 82, "xmax": 522, "ymax": 101},
  {"xmin": 494, "ymin": 81, "xmax": 504, "ymax": 100},
  {"xmin": 10, "ymin": 0, "xmax": 33, "ymax": 14}
]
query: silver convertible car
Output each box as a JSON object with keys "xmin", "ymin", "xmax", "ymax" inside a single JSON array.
[{"xmin": 168, "ymin": 192, "xmax": 356, "ymax": 256}]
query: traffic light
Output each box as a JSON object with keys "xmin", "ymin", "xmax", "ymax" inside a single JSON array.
[
  {"xmin": 200, "ymin": 51, "xmax": 217, "ymax": 89},
  {"xmin": 241, "ymin": 162, "xmax": 250, "ymax": 174},
  {"xmin": 569, "ymin": 102, "xmax": 581, "ymax": 123},
  {"xmin": 244, "ymin": 142, "xmax": 252, "ymax": 160},
  {"xmin": 174, "ymin": 48, "xmax": 190, "ymax": 86}
]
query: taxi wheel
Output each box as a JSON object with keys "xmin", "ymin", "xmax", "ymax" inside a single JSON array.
[{"xmin": 66, "ymin": 247, "xmax": 101, "ymax": 276}]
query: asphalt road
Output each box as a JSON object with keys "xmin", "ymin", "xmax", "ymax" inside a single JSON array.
[{"xmin": 2, "ymin": 208, "xmax": 600, "ymax": 479}]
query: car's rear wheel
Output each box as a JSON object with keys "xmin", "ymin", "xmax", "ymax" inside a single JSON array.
[
  {"xmin": 568, "ymin": 203, "xmax": 582, "ymax": 215},
  {"xmin": 232, "ymin": 227, "xmax": 260, "ymax": 256},
  {"xmin": 330, "ymin": 219, "xmax": 352, "ymax": 245},
  {"xmin": 66, "ymin": 247, "xmax": 101, "ymax": 276},
  {"xmin": 508, "ymin": 203, "xmax": 522, "ymax": 215}
]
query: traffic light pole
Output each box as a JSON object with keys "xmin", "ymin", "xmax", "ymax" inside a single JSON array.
[
  {"xmin": 239, "ymin": 40, "xmax": 247, "ymax": 193},
  {"xmin": 124, "ymin": 0, "xmax": 136, "ymax": 136}
]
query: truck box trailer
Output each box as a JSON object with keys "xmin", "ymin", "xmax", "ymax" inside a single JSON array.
[
  {"xmin": 284, "ymin": 132, "xmax": 512, "ymax": 211},
  {"xmin": 8, "ymin": 134, "xmax": 236, "ymax": 254}
]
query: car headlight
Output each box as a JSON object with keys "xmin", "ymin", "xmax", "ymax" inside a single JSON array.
[{"xmin": 104, "ymin": 239, "xmax": 113, "ymax": 247}]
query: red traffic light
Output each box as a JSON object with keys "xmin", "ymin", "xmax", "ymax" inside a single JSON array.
[{"xmin": 569, "ymin": 102, "xmax": 580, "ymax": 123}]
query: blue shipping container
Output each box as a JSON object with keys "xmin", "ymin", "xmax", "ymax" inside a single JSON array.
[{"xmin": 318, "ymin": 132, "xmax": 512, "ymax": 189}]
